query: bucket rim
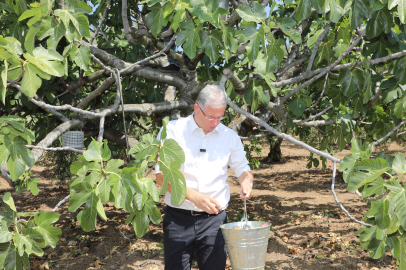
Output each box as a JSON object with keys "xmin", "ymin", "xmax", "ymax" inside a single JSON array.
[{"xmin": 220, "ymin": 221, "xmax": 272, "ymax": 230}]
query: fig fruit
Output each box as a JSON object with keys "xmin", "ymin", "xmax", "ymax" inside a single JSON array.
[{"xmin": 262, "ymin": 223, "xmax": 269, "ymax": 227}]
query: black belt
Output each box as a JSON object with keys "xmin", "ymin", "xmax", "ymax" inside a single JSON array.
[{"xmin": 167, "ymin": 206, "xmax": 223, "ymax": 216}]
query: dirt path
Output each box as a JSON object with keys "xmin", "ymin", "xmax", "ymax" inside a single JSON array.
[{"xmin": 0, "ymin": 140, "xmax": 402, "ymax": 270}]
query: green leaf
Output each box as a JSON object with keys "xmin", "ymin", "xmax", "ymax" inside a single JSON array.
[
  {"xmin": 338, "ymin": 69, "xmax": 364, "ymax": 97},
  {"xmin": 200, "ymin": 31, "xmax": 223, "ymax": 63},
  {"xmin": 189, "ymin": 0, "xmax": 217, "ymax": 25},
  {"xmin": 394, "ymin": 94, "xmax": 406, "ymax": 118},
  {"xmin": 0, "ymin": 221, "xmax": 12, "ymax": 243},
  {"xmin": 145, "ymin": 4, "xmax": 168, "ymax": 38},
  {"xmin": 97, "ymin": 199, "xmax": 107, "ymax": 221},
  {"xmin": 77, "ymin": 192, "xmax": 98, "ymax": 232},
  {"xmin": 375, "ymin": 199, "xmax": 390, "ymax": 229},
  {"xmin": 160, "ymin": 139, "xmax": 185, "ymax": 165},
  {"xmin": 386, "ymin": 181, "xmax": 406, "ymax": 226},
  {"xmin": 0, "ymin": 61, "xmax": 7, "ymax": 105},
  {"xmin": 399, "ymin": 237, "xmax": 406, "ymax": 270},
  {"xmin": 159, "ymin": 160, "xmax": 187, "ymax": 205},
  {"xmin": 338, "ymin": 155, "xmax": 356, "ymax": 183},
  {"xmin": 14, "ymin": 231, "xmax": 43, "ymax": 257},
  {"xmin": 6, "ymin": 157, "xmax": 25, "ymax": 181},
  {"xmin": 105, "ymin": 159, "xmax": 124, "ymax": 174},
  {"xmin": 54, "ymin": 9, "xmax": 90, "ymax": 38},
  {"xmin": 328, "ymin": 0, "xmax": 344, "ymax": 23},
  {"xmin": 294, "ymin": 0, "xmax": 311, "ymax": 21},
  {"xmin": 362, "ymin": 177, "xmax": 385, "ymax": 199},
  {"xmin": 351, "ymin": 0, "xmax": 372, "ymax": 30},
  {"xmin": 133, "ymin": 211, "xmax": 149, "ymax": 238},
  {"xmin": 68, "ymin": 185, "xmax": 92, "ymax": 212},
  {"xmin": 0, "ymin": 243, "xmax": 27, "ymax": 270},
  {"xmin": 26, "ymin": 177, "xmax": 40, "ymax": 196},
  {"xmin": 84, "ymin": 140, "xmax": 103, "ymax": 162},
  {"xmin": 129, "ymin": 134, "xmax": 159, "ymax": 160},
  {"xmin": 116, "ymin": 168, "xmax": 142, "ymax": 211},
  {"xmin": 393, "ymin": 154, "xmax": 406, "ymax": 174},
  {"xmin": 70, "ymin": 46, "xmax": 90, "ymax": 71},
  {"xmin": 366, "ymin": 8, "xmax": 393, "ymax": 39},
  {"xmin": 18, "ymin": 6, "xmax": 42, "ymax": 26},
  {"xmin": 236, "ymin": 5, "xmax": 263, "ymax": 23},
  {"xmin": 307, "ymin": 29, "xmax": 324, "ymax": 50},
  {"xmin": 177, "ymin": 18, "xmax": 203, "ymax": 59},
  {"xmin": 33, "ymin": 211, "xmax": 61, "ymax": 248},
  {"xmin": 288, "ymin": 98, "xmax": 307, "ymax": 117},
  {"xmin": 244, "ymin": 80, "xmax": 267, "ymax": 112},
  {"xmin": 2, "ymin": 193, "xmax": 15, "ymax": 213},
  {"xmin": 333, "ymin": 39, "xmax": 349, "ymax": 58},
  {"xmin": 145, "ymin": 178, "xmax": 160, "ymax": 202},
  {"xmin": 144, "ymin": 197, "xmax": 161, "ymax": 224},
  {"xmin": 388, "ymin": 0, "xmax": 406, "ymax": 24},
  {"xmin": 24, "ymin": 26, "xmax": 40, "ymax": 55},
  {"xmin": 20, "ymin": 63, "xmax": 42, "ymax": 97},
  {"xmin": 171, "ymin": 2, "xmax": 188, "ymax": 31},
  {"xmin": 267, "ymin": 37, "xmax": 285, "ymax": 62},
  {"xmin": 347, "ymin": 159, "xmax": 389, "ymax": 193}
]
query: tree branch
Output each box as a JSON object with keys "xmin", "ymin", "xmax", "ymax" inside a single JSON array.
[
  {"xmin": 220, "ymin": 69, "xmax": 341, "ymax": 163},
  {"xmin": 296, "ymin": 105, "xmax": 334, "ymax": 124},
  {"xmin": 280, "ymin": 30, "xmax": 365, "ymax": 103},
  {"xmin": 306, "ymin": 23, "xmax": 331, "ymax": 73},
  {"xmin": 91, "ymin": 0, "xmax": 111, "ymax": 44},
  {"xmin": 331, "ymin": 161, "xmax": 372, "ymax": 226},
  {"xmin": 293, "ymin": 119, "xmax": 336, "ymax": 127},
  {"xmin": 373, "ymin": 119, "xmax": 406, "ymax": 146}
]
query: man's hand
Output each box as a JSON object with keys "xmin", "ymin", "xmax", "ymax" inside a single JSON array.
[
  {"xmin": 240, "ymin": 178, "xmax": 253, "ymax": 200},
  {"xmin": 189, "ymin": 191, "xmax": 221, "ymax": 214}
]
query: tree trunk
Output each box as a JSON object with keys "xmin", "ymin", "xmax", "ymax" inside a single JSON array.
[{"xmin": 267, "ymin": 137, "xmax": 283, "ymax": 162}]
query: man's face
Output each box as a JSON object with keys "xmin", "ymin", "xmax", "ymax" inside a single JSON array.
[{"xmin": 193, "ymin": 103, "xmax": 225, "ymax": 134}]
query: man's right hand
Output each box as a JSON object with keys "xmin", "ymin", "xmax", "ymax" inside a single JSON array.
[{"xmin": 189, "ymin": 191, "xmax": 221, "ymax": 214}]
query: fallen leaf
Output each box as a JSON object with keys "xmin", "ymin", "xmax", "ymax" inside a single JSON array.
[
  {"xmin": 39, "ymin": 262, "xmax": 49, "ymax": 270},
  {"xmin": 282, "ymin": 236, "xmax": 289, "ymax": 243},
  {"xmin": 309, "ymin": 239, "xmax": 317, "ymax": 247},
  {"xmin": 294, "ymin": 219, "xmax": 301, "ymax": 225},
  {"xmin": 59, "ymin": 253, "xmax": 70, "ymax": 260}
]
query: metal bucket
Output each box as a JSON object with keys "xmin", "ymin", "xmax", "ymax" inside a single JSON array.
[{"xmin": 220, "ymin": 221, "xmax": 271, "ymax": 270}]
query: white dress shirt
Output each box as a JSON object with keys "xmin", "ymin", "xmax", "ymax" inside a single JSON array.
[{"xmin": 155, "ymin": 114, "xmax": 250, "ymax": 211}]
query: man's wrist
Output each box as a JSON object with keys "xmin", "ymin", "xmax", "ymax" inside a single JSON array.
[{"xmin": 242, "ymin": 178, "xmax": 253, "ymax": 185}]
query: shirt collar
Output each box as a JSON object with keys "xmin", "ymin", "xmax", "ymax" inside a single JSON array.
[{"xmin": 188, "ymin": 113, "xmax": 221, "ymax": 135}]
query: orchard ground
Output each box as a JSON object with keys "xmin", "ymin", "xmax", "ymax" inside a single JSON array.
[{"xmin": 1, "ymin": 140, "xmax": 404, "ymax": 270}]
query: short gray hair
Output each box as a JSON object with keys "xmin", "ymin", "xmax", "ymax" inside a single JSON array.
[{"xmin": 196, "ymin": 84, "xmax": 227, "ymax": 109}]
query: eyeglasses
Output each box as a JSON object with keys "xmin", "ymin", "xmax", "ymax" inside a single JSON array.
[{"xmin": 197, "ymin": 103, "xmax": 226, "ymax": 121}]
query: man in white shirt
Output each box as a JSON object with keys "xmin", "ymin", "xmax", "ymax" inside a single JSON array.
[{"xmin": 155, "ymin": 84, "xmax": 253, "ymax": 270}]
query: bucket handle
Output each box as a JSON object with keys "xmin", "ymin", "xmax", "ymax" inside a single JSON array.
[{"xmin": 241, "ymin": 181, "xmax": 253, "ymax": 230}]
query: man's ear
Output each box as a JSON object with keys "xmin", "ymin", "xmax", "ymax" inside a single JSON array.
[{"xmin": 193, "ymin": 103, "xmax": 199, "ymax": 113}]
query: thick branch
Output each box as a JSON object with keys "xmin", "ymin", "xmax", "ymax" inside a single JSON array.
[
  {"xmin": 96, "ymin": 99, "xmax": 189, "ymax": 117},
  {"xmin": 296, "ymin": 105, "xmax": 334, "ymax": 124},
  {"xmin": 122, "ymin": 0, "xmax": 137, "ymax": 44},
  {"xmin": 76, "ymin": 77, "xmax": 115, "ymax": 109},
  {"xmin": 293, "ymin": 119, "xmax": 336, "ymax": 127}
]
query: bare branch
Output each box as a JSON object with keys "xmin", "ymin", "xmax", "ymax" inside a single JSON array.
[
  {"xmin": 220, "ymin": 69, "xmax": 341, "ymax": 163},
  {"xmin": 331, "ymin": 161, "xmax": 372, "ymax": 227},
  {"xmin": 98, "ymin": 116, "xmax": 105, "ymax": 142},
  {"xmin": 122, "ymin": 0, "xmax": 137, "ymax": 44},
  {"xmin": 273, "ymin": 48, "xmax": 406, "ymax": 90},
  {"xmin": 364, "ymin": 190, "xmax": 390, "ymax": 201},
  {"xmin": 280, "ymin": 30, "xmax": 365, "ymax": 103},
  {"xmin": 306, "ymin": 23, "xmax": 331, "ymax": 73},
  {"xmin": 157, "ymin": 27, "xmax": 173, "ymax": 39},
  {"xmin": 91, "ymin": 0, "xmax": 111, "ymax": 44},
  {"xmin": 76, "ymin": 77, "xmax": 115, "ymax": 109},
  {"xmin": 240, "ymin": 132, "xmax": 273, "ymax": 140},
  {"xmin": 374, "ymin": 119, "xmax": 406, "ymax": 146},
  {"xmin": 223, "ymin": 68, "xmax": 246, "ymax": 93},
  {"xmin": 98, "ymin": 99, "xmax": 189, "ymax": 116},
  {"xmin": 304, "ymin": 72, "xmax": 329, "ymax": 112},
  {"xmin": 296, "ymin": 105, "xmax": 334, "ymax": 124},
  {"xmin": 293, "ymin": 119, "xmax": 336, "ymax": 127},
  {"xmin": 52, "ymin": 195, "xmax": 71, "ymax": 212},
  {"xmin": 25, "ymin": 145, "xmax": 84, "ymax": 153},
  {"xmin": 120, "ymin": 33, "xmax": 177, "ymax": 74}
]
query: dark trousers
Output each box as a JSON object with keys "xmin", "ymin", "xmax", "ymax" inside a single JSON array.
[{"xmin": 163, "ymin": 206, "xmax": 228, "ymax": 270}]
